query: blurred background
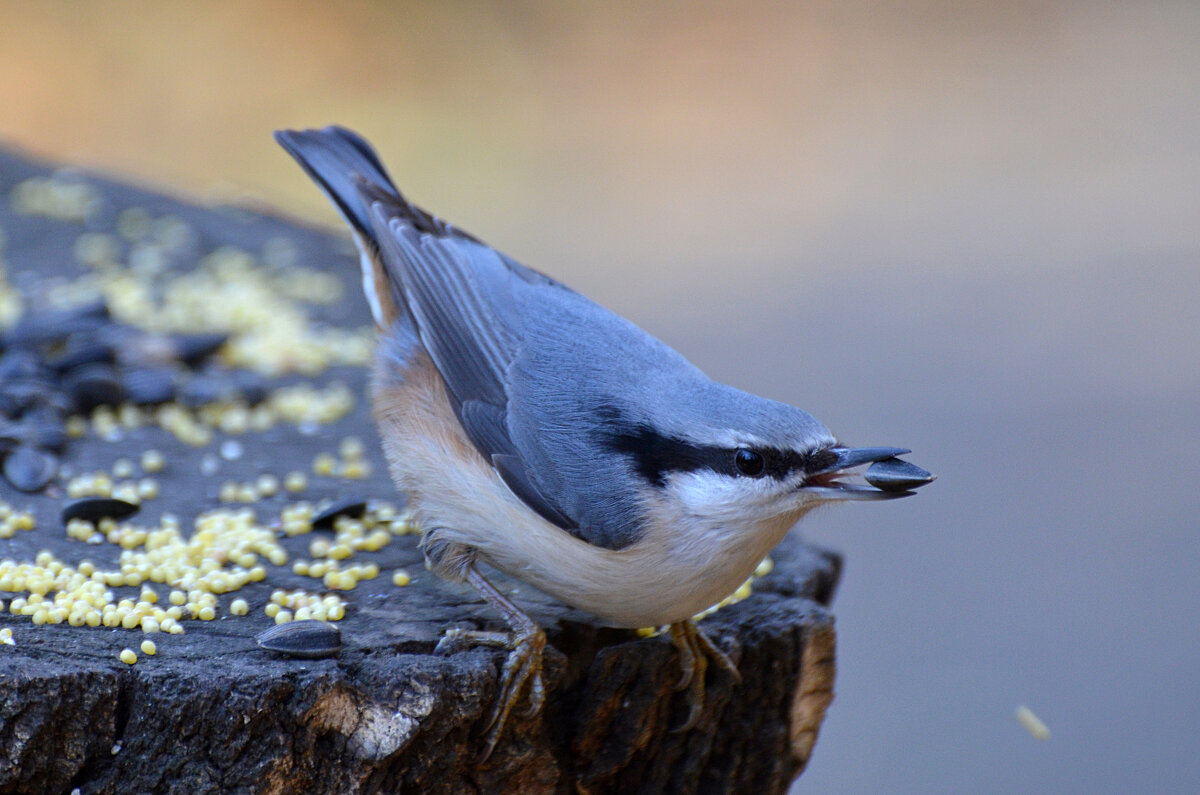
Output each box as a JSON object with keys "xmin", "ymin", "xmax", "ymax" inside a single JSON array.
[{"xmin": 2, "ymin": 1, "xmax": 1197, "ymax": 792}]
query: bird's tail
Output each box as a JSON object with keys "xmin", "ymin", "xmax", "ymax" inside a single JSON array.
[
  {"xmin": 274, "ymin": 125, "xmax": 399, "ymax": 242},
  {"xmin": 276, "ymin": 125, "xmax": 413, "ymax": 328}
]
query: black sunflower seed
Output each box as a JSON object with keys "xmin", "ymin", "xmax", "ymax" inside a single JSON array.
[
  {"xmin": 122, "ymin": 367, "xmax": 178, "ymax": 405},
  {"xmin": 63, "ymin": 363, "xmax": 126, "ymax": 411},
  {"xmin": 255, "ymin": 620, "xmax": 342, "ymax": 659},
  {"xmin": 60, "ymin": 496, "xmax": 140, "ymax": 525},
  {"xmin": 311, "ymin": 497, "xmax": 368, "ymax": 531},
  {"xmin": 3, "ymin": 445, "xmax": 58, "ymax": 492}
]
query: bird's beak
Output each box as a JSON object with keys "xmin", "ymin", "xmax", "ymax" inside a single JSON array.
[{"xmin": 801, "ymin": 446, "xmax": 935, "ymax": 501}]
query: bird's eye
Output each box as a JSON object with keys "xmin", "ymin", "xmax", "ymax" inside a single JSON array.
[{"xmin": 734, "ymin": 448, "xmax": 766, "ymax": 477}]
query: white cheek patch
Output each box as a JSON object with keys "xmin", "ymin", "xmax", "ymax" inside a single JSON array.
[{"xmin": 665, "ymin": 470, "xmax": 783, "ymax": 524}]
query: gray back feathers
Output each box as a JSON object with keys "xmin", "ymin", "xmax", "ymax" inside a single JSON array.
[{"xmin": 276, "ymin": 126, "xmax": 833, "ymax": 551}]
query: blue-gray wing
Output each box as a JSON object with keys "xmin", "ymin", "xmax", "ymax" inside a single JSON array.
[{"xmin": 358, "ymin": 184, "xmax": 586, "ymax": 534}]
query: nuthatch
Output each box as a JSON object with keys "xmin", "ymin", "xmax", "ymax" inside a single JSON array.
[{"xmin": 275, "ymin": 126, "xmax": 934, "ymax": 756}]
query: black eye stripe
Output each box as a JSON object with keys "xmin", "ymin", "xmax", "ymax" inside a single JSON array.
[
  {"xmin": 597, "ymin": 405, "xmax": 827, "ymax": 486},
  {"xmin": 750, "ymin": 447, "xmax": 812, "ymax": 479}
]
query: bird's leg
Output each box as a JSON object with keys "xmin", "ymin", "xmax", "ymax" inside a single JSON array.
[
  {"xmin": 435, "ymin": 562, "xmax": 546, "ymax": 759},
  {"xmin": 668, "ymin": 619, "xmax": 742, "ymax": 731}
]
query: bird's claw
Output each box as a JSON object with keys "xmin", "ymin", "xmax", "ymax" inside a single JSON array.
[
  {"xmin": 434, "ymin": 623, "xmax": 546, "ymax": 759},
  {"xmin": 435, "ymin": 627, "xmax": 509, "ymax": 656},
  {"xmin": 481, "ymin": 625, "xmax": 546, "ymax": 758},
  {"xmin": 668, "ymin": 620, "xmax": 740, "ymax": 732}
]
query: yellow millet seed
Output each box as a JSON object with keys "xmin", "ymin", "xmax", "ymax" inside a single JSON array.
[
  {"xmin": 339, "ymin": 436, "xmax": 365, "ymax": 459},
  {"xmin": 230, "ymin": 598, "xmax": 249, "ymax": 616},
  {"xmin": 341, "ymin": 460, "xmax": 370, "ymax": 479},
  {"xmin": 255, "ymin": 473, "xmax": 279, "ymax": 497},
  {"xmin": 264, "ymin": 603, "xmax": 281, "ymax": 618},
  {"xmin": 392, "ymin": 570, "xmax": 411, "ymax": 587},
  {"xmin": 274, "ymin": 609, "xmax": 293, "ymax": 625},
  {"xmin": 312, "ymin": 453, "xmax": 337, "ymax": 476},
  {"xmin": 140, "ymin": 640, "xmax": 157, "ymax": 656},
  {"xmin": 120, "ymin": 649, "xmax": 137, "ymax": 665},
  {"xmin": 140, "ymin": 449, "xmax": 165, "ymax": 473},
  {"xmin": 66, "ymin": 415, "xmax": 88, "ymax": 438},
  {"xmin": 137, "ymin": 479, "xmax": 160, "ymax": 500},
  {"xmin": 284, "ymin": 471, "xmax": 307, "ymax": 492}
]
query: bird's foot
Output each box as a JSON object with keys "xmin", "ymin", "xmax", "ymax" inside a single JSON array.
[
  {"xmin": 435, "ymin": 562, "xmax": 549, "ymax": 760},
  {"xmin": 436, "ymin": 622, "xmax": 546, "ymax": 758},
  {"xmin": 668, "ymin": 619, "xmax": 741, "ymax": 731}
]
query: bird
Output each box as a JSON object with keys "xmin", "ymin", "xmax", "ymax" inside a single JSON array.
[{"xmin": 274, "ymin": 126, "xmax": 934, "ymax": 757}]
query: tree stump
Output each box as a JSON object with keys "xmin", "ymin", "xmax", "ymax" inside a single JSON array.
[{"xmin": 0, "ymin": 145, "xmax": 840, "ymax": 794}]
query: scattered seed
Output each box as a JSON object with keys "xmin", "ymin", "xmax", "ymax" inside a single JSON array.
[
  {"xmin": 199, "ymin": 453, "xmax": 220, "ymax": 476},
  {"xmin": 119, "ymin": 648, "xmax": 137, "ymax": 665},
  {"xmin": 254, "ymin": 473, "xmax": 279, "ymax": 497},
  {"xmin": 3, "ymin": 446, "xmax": 59, "ymax": 492},
  {"xmin": 122, "ymin": 368, "xmax": 177, "ymax": 405},
  {"xmin": 1016, "ymin": 705, "xmax": 1051, "ymax": 740},
  {"xmin": 170, "ymin": 333, "xmax": 228, "ymax": 368},
  {"xmin": 140, "ymin": 449, "xmax": 165, "ymax": 473},
  {"xmin": 60, "ymin": 496, "xmax": 139, "ymax": 525},
  {"xmin": 255, "ymin": 619, "xmax": 342, "ymax": 659},
  {"xmin": 339, "ymin": 436, "xmax": 365, "ymax": 459},
  {"xmin": 64, "ymin": 363, "xmax": 127, "ymax": 412},
  {"xmin": 312, "ymin": 452, "xmax": 337, "ymax": 476},
  {"xmin": 311, "ymin": 497, "xmax": 367, "ymax": 531}
]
